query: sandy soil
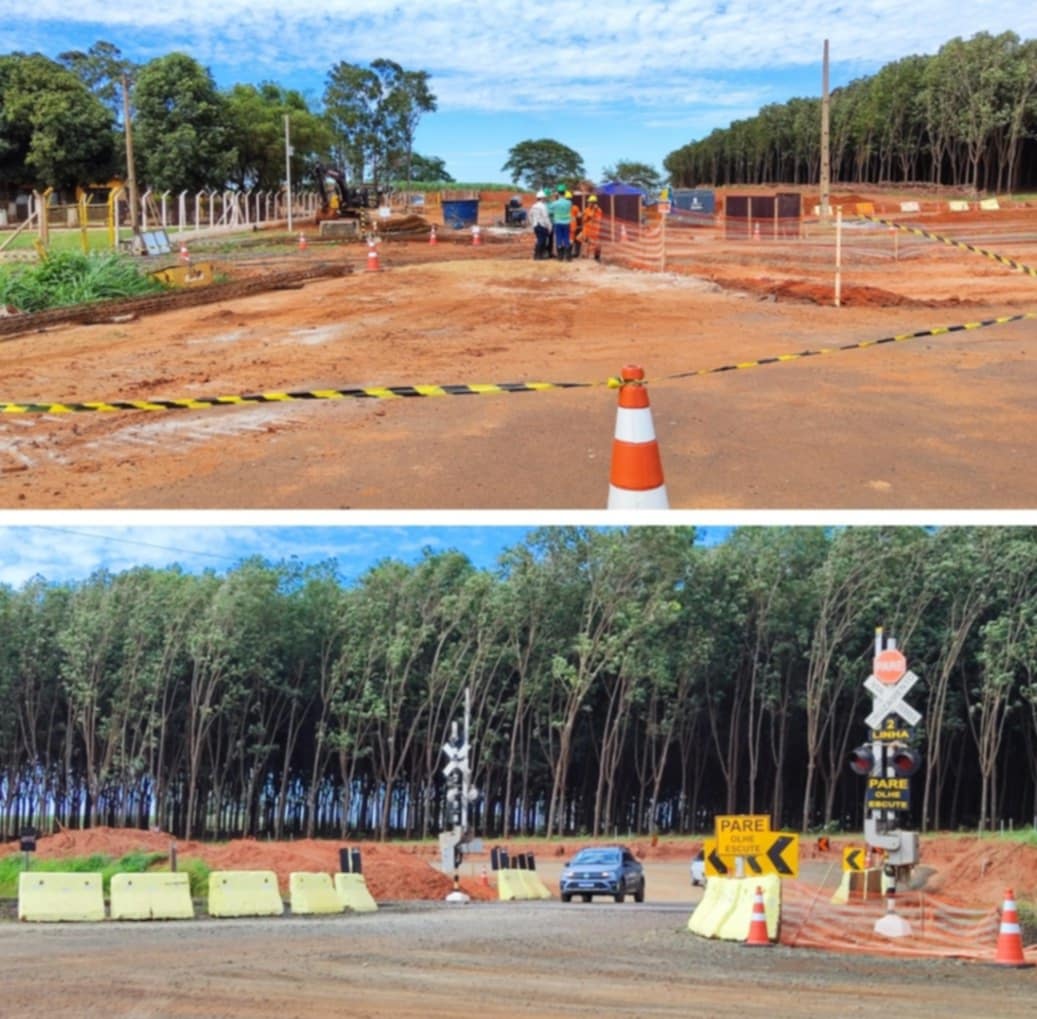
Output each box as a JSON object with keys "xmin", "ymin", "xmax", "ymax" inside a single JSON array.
[
  {"xmin": 2, "ymin": 827, "xmax": 1036, "ymax": 1017},
  {"xmin": 1, "ymin": 195, "xmax": 1035, "ymax": 510}
]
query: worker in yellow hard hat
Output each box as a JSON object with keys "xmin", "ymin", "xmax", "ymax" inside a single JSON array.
[{"xmin": 582, "ymin": 194, "xmax": 603, "ymax": 261}]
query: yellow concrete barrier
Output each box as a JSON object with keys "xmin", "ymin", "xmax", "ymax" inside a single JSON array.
[
  {"xmin": 208, "ymin": 870, "xmax": 284, "ymax": 918},
  {"xmin": 18, "ymin": 872, "xmax": 106, "ymax": 922},
  {"xmin": 334, "ymin": 872, "xmax": 377, "ymax": 912},
  {"xmin": 289, "ymin": 872, "xmax": 342, "ymax": 915},
  {"xmin": 110, "ymin": 872, "xmax": 194, "ymax": 920},
  {"xmin": 979, "ymin": 197, "xmax": 1000, "ymax": 211},
  {"xmin": 497, "ymin": 868, "xmax": 527, "ymax": 901},
  {"xmin": 527, "ymin": 870, "xmax": 552, "ymax": 900},
  {"xmin": 688, "ymin": 874, "xmax": 780, "ymax": 941}
]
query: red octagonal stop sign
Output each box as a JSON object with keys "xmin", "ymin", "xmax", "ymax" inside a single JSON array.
[{"xmin": 874, "ymin": 648, "xmax": 907, "ymax": 685}]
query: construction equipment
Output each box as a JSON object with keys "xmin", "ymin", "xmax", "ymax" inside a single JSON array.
[
  {"xmin": 503, "ymin": 196, "xmax": 527, "ymax": 227},
  {"xmin": 313, "ymin": 164, "xmax": 379, "ymax": 229}
]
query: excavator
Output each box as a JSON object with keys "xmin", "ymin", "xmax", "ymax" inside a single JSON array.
[{"xmin": 313, "ymin": 163, "xmax": 380, "ymax": 228}]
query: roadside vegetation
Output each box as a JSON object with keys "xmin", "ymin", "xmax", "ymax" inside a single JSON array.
[
  {"xmin": 0, "ymin": 250, "xmax": 167, "ymax": 312},
  {"xmin": 0, "ymin": 851, "xmax": 211, "ymax": 900}
]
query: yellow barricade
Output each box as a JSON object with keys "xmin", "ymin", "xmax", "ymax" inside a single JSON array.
[
  {"xmin": 110, "ymin": 872, "xmax": 194, "ymax": 920},
  {"xmin": 831, "ymin": 867, "xmax": 884, "ymax": 904},
  {"xmin": 289, "ymin": 872, "xmax": 342, "ymax": 915},
  {"xmin": 18, "ymin": 872, "xmax": 106, "ymax": 922},
  {"xmin": 334, "ymin": 872, "xmax": 378, "ymax": 912},
  {"xmin": 688, "ymin": 874, "xmax": 780, "ymax": 941},
  {"xmin": 208, "ymin": 870, "xmax": 284, "ymax": 918},
  {"xmin": 497, "ymin": 868, "xmax": 528, "ymax": 901}
]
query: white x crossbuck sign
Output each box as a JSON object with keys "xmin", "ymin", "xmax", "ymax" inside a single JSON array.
[{"xmin": 864, "ymin": 670, "xmax": 921, "ymax": 729}]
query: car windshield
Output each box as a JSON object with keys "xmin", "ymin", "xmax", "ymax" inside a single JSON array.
[{"xmin": 571, "ymin": 849, "xmax": 621, "ymax": 866}]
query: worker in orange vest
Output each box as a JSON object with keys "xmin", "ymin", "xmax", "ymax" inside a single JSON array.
[{"xmin": 582, "ymin": 195, "xmax": 603, "ymax": 260}]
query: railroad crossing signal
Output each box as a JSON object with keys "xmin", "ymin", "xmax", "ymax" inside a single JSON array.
[{"xmin": 864, "ymin": 669, "xmax": 921, "ymax": 729}]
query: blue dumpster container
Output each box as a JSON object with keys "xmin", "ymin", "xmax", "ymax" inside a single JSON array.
[{"xmin": 442, "ymin": 199, "xmax": 479, "ymax": 229}]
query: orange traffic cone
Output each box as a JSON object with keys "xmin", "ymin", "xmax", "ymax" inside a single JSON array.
[
  {"xmin": 753, "ymin": 222, "xmax": 761, "ymax": 241},
  {"xmin": 298, "ymin": 232, "xmax": 308, "ymax": 252},
  {"xmin": 471, "ymin": 225, "xmax": 481, "ymax": 246},
  {"xmin": 607, "ymin": 365, "xmax": 668, "ymax": 509},
  {"xmin": 366, "ymin": 241, "xmax": 380, "ymax": 272},
  {"xmin": 179, "ymin": 241, "xmax": 190, "ymax": 263},
  {"xmin": 429, "ymin": 225, "xmax": 438, "ymax": 245},
  {"xmin": 744, "ymin": 886, "xmax": 772, "ymax": 947},
  {"xmin": 480, "ymin": 866, "xmax": 489, "ymax": 888},
  {"xmin": 994, "ymin": 889, "xmax": 1034, "ymax": 967}
]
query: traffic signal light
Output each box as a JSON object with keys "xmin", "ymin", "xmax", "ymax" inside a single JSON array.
[
  {"xmin": 849, "ymin": 745, "xmax": 875, "ymax": 775},
  {"xmin": 889, "ymin": 743, "xmax": 921, "ymax": 776}
]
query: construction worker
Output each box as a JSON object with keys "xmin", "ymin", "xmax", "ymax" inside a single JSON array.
[
  {"xmin": 582, "ymin": 194, "xmax": 603, "ymax": 261},
  {"xmin": 548, "ymin": 184, "xmax": 573, "ymax": 261},
  {"xmin": 528, "ymin": 190, "xmax": 552, "ymax": 260},
  {"xmin": 569, "ymin": 193, "xmax": 584, "ymax": 259}
]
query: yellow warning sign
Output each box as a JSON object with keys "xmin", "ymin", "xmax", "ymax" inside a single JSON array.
[
  {"xmin": 715, "ymin": 814, "xmax": 772, "ymax": 857},
  {"xmin": 843, "ymin": 846, "xmax": 866, "ymax": 873}
]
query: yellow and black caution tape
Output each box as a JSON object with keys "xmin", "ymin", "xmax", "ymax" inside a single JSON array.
[
  {"xmin": 0, "ymin": 380, "xmax": 596, "ymax": 416},
  {"xmin": 2, "ymin": 312, "xmax": 1032, "ymax": 415},
  {"xmin": 860, "ymin": 213, "xmax": 1037, "ymax": 278},
  {"xmin": 663, "ymin": 311, "xmax": 1036, "ymax": 383}
]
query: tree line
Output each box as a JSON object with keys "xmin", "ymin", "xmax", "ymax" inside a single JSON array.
[
  {"xmin": 1, "ymin": 526, "xmax": 1035, "ymax": 844},
  {"xmin": 665, "ymin": 32, "xmax": 1037, "ymax": 193},
  {"xmin": 0, "ymin": 41, "xmax": 444, "ymax": 197}
]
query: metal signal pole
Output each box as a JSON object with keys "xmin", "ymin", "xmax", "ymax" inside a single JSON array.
[{"xmin": 820, "ymin": 40, "xmax": 831, "ymax": 224}]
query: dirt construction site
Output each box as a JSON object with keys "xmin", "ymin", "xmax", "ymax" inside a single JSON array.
[
  {"xmin": 1, "ymin": 826, "xmax": 1035, "ymax": 1017},
  {"xmin": 1, "ymin": 189, "xmax": 1035, "ymax": 509}
]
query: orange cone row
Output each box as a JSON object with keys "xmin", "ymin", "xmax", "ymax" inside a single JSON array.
[{"xmin": 607, "ymin": 365, "xmax": 668, "ymax": 509}]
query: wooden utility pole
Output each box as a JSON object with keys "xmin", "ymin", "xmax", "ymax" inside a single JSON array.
[
  {"xmin": 122, "ymin": 74, "xmax": 139, "ymax": 237},
  {"xmin": 820, "ymin": 40, "xmax": 831, "ymax": 223}
]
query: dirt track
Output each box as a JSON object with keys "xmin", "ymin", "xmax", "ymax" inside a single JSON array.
[{"xmin": 1, "ymin": 200, "xmax": 1035, "ymax": 510}]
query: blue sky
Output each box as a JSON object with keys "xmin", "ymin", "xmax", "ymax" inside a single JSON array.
[
  {"xmin": 0, "ymin": 519, "xmax": 739, "ymax": 588},
  {"xmin": 9, "ymin": 1, "xmax": 1036, "ymax": 184}
]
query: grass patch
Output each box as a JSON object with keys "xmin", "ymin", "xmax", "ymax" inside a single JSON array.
[
  {"xmin": 0, "ymin": 850, "xmax": 210, "ymax": 900},
  {"xmin": 0, "ymin": 250, "xmax": 168, "ymax": 312}
]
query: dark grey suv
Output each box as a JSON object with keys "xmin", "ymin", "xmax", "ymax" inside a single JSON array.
[{"xmin": 559, "ymin": 845, "xmax": 645, "ymax": 903}]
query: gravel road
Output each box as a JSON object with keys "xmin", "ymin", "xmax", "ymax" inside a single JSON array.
[{"xmin": 3, "ymin": 899, "xmax": 1034, "ymax": 1018}]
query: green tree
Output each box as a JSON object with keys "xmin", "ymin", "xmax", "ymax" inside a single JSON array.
[
  {"xmin": 58, "ymin": 40, "xmax": 136, "ymax": 125},
  {"xmin": 132, "ymin": 52, "xmax": 234, "ymax": 192},
  {"xmin": 502, "ymin": 139, "xmax": 584, "ymax": 190},
  {"xmin": 601, "ymin": 160, "xmax": 663, "ymax": 190},
  {"xmin": 394, "ymin": 152, "xmax": 453, "ymax": 182},
  {"xmin": 223, "ymin": 82, "xmax": 333, "ymax": 191},
  {"xmin": 323, "ymin": 59, "xmax": 436, "ymax": 188},
  {"xmin": 0, "ymin": 53, "xmax": 115, "ymax": 189}
]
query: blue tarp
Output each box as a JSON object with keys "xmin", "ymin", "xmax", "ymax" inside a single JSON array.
[{"xmin": 595, "ymin": 180, "xmax": 646, "ymax": 197}]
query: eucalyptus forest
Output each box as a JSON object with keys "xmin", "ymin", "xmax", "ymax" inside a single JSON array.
[
  {"xmin": 664, "ymin": 32, "xmax": 1037, "ymax": 192},
  {"xmin": 1, "ymin": 526, "xmax": 1035, "ymax": 845}
]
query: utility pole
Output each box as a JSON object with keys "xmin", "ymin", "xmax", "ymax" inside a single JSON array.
[
  {"xmin": 820, "ymin": 39, "xmax": 831, "ymax": 223},
  {"xmin": 284, "ymin": 114, "xmax": 293, "ymax": 231},
  {"xmin": 121, "ymin": 74, "xmax": 140, "ymax": 241}
]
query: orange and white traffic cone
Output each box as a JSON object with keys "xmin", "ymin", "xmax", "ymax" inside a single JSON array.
[
  {"xmin": 179, "ymin": 241, "xmax": 190, "ymax": 263},
  {"xmin": 429, "ymin": 225, "xmax": 438, "ymax": 245},
  {"xmin": 366, "ymin": 241, "xmax": 380, "ymax": 272},
  {"xmin": 607, "ymin": 365, "xmax": 668, "ymax": 509},
  {"xmin": 743, "ymin": 886, "xmax": 772, "ymax": 947},
  {"xmin": 298, "ymin": 231, "xmax": 308, "ymax": 252},
  {"xmin": 753, "ymin": 222, "xmax": 761, "ymax": 241},
  {"xmin": 471, "ymin": 225, "xmax": 481, "ymax": 246},
  {"xmin": 994, "ymin": 889, "xmax": 1034, "ymax": 967},
  {"xmin": 480, "ymin": 866, "xmax": 489, "ymax": 888}
]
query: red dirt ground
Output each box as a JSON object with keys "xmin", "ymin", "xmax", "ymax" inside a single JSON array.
[{"xmin": 1, "ymin": 188, "xmax": 1034, "ymax": 509}]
